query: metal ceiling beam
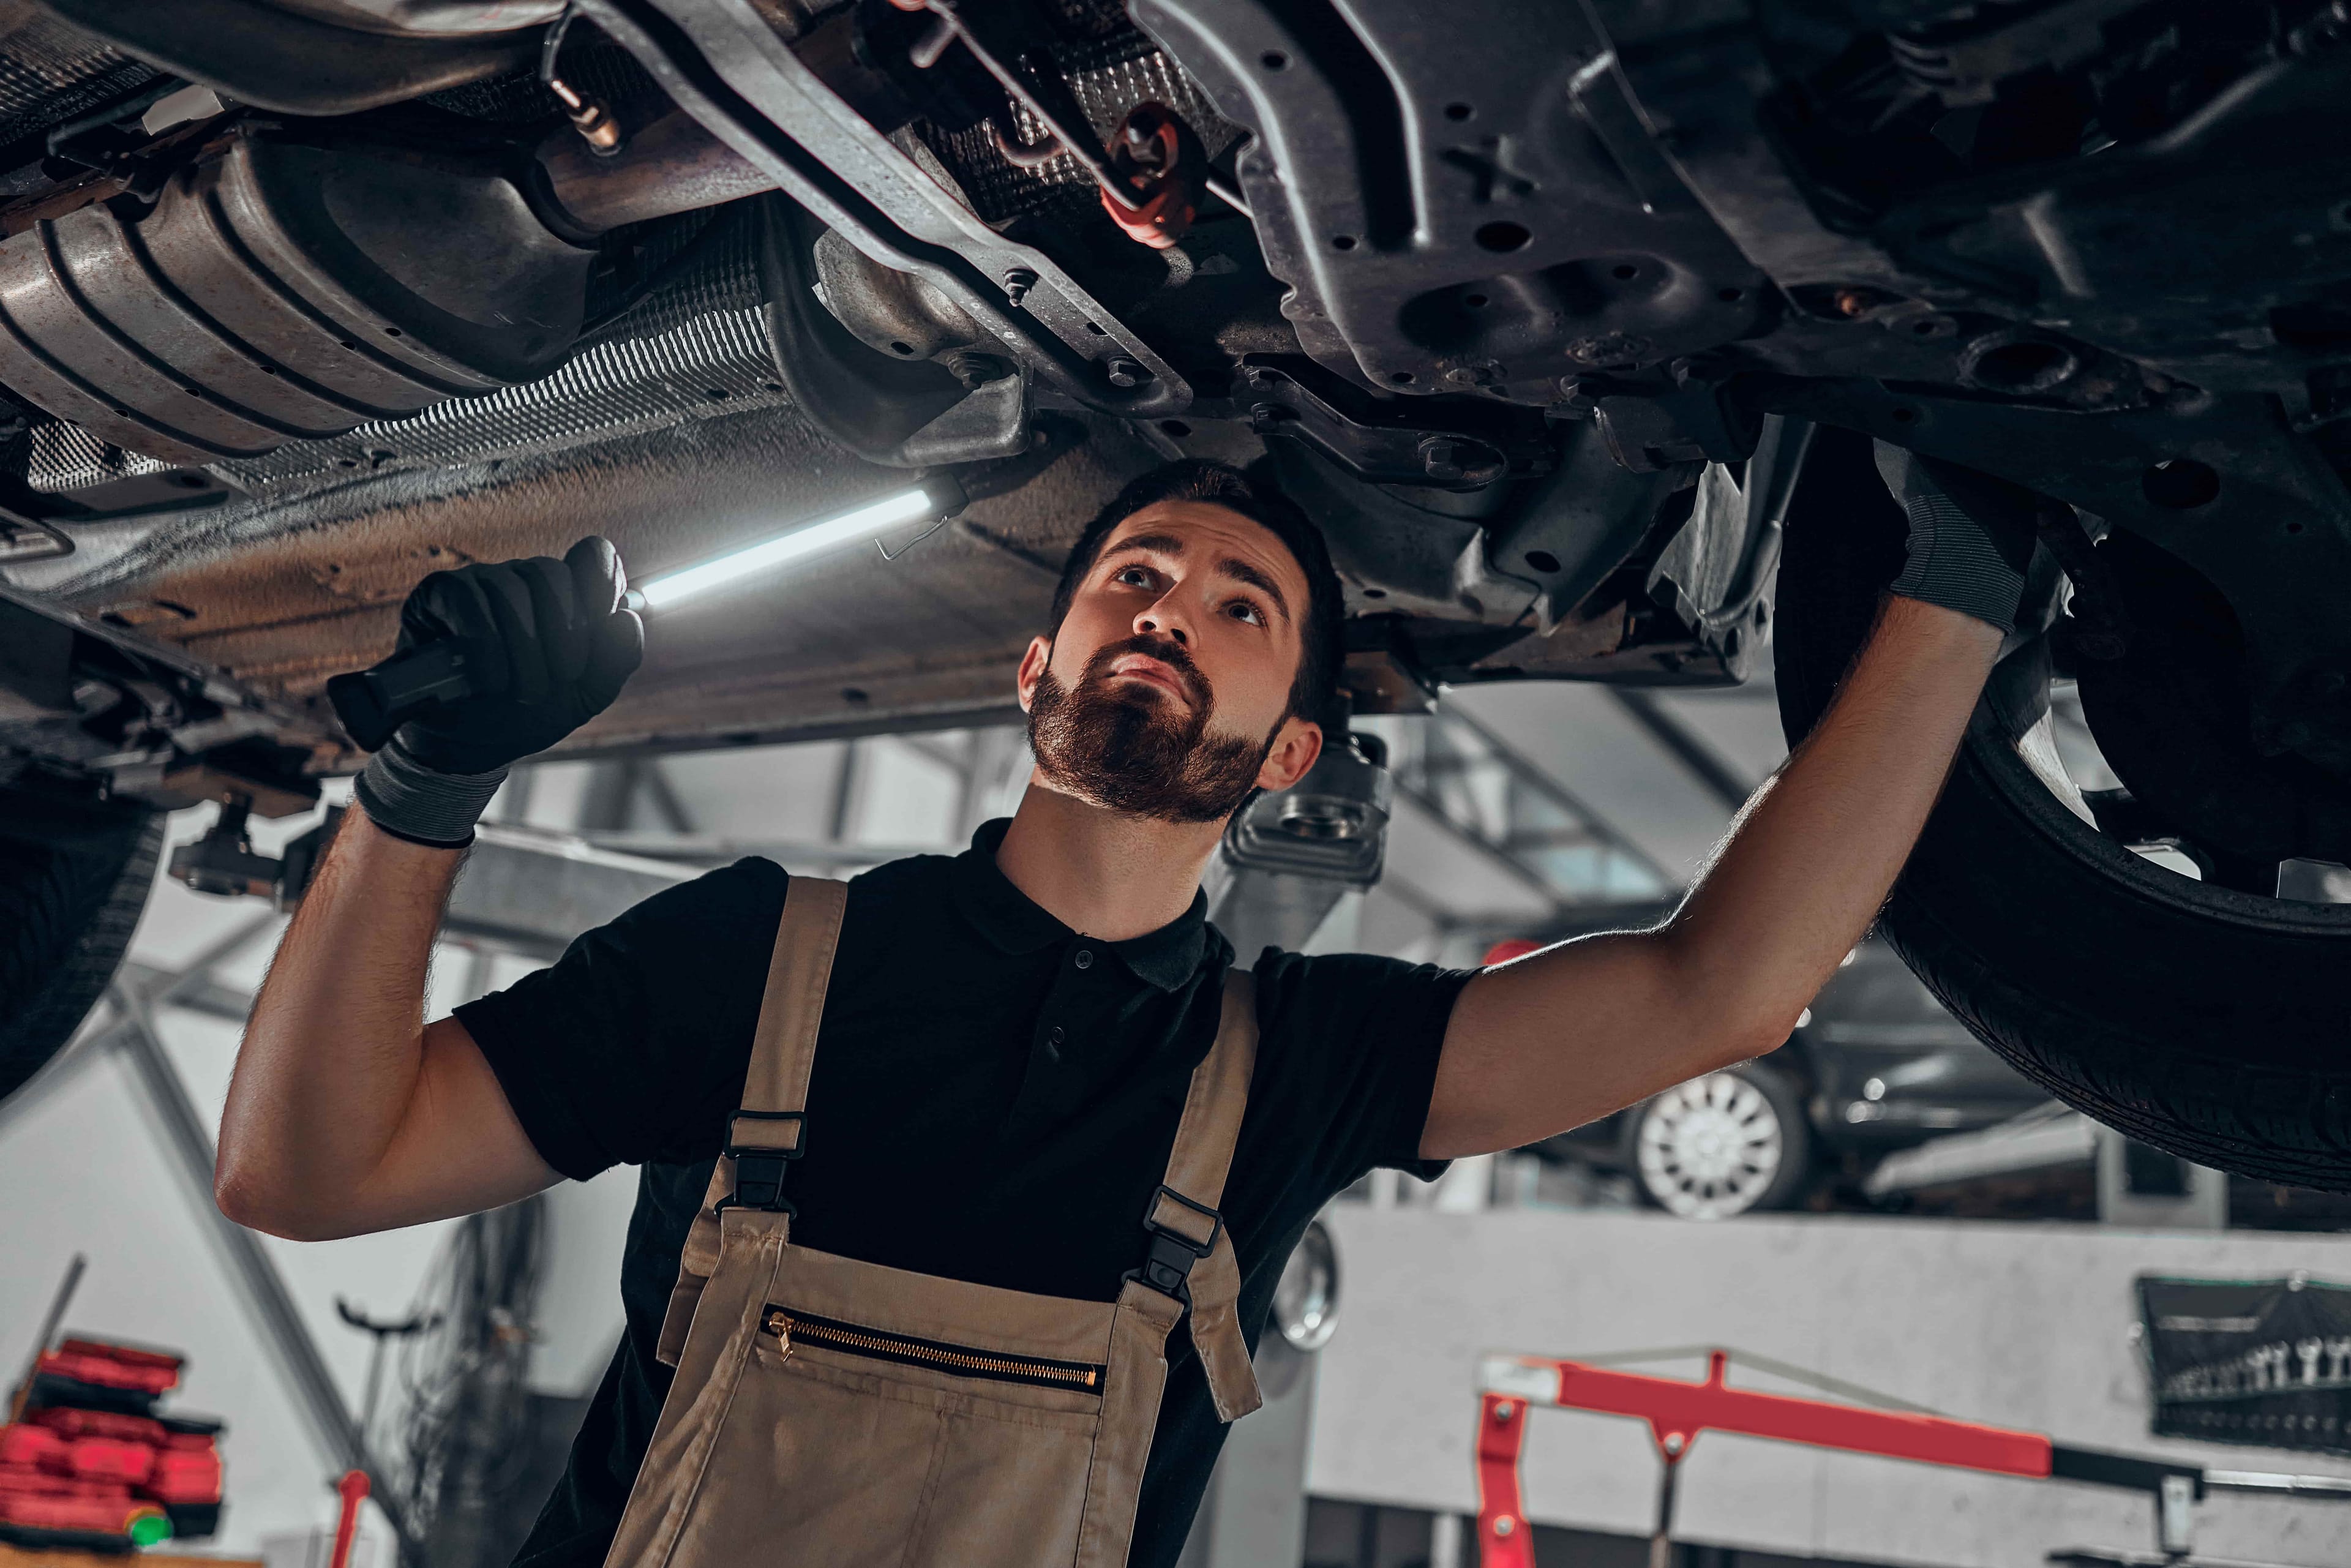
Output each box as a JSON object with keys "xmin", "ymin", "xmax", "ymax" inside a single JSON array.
[
  {"xmin": 1385, "ymin": 778, "xmax": 1581, "ymax": 918},
  {"xmin": 1386, "ymin": 707, "xmax": 1678, "ymax": 912},
  {"xmin": 576, "ymin": 832, "xmax": 936, "ymax": 871},
  {"xmin": 1606, "ymin": 689, "xmax": 1755, "ymax": 811},
  {"xmin": 112, "ymin": 1000, "xmax": 415, "ymax": 1547},
  {"xmin": 443, "ymin": 825, "xmax": 696, "ymax": 961},
  {"xmin": 0, "ymin": 918, "xmax": 421, "ymax": 1558},
  {"xmin": 0, "ymin": 918, "xmax": 276, "ymax": 1143}
]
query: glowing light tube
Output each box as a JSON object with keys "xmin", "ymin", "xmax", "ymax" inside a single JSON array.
[{"xmin": 629, "ymin": 475, "xmax": 966, "ymax": 611}]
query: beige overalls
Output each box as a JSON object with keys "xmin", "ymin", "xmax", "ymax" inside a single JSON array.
[{"xmin": 603, "ymin": 877, "xmax": 1266, "ymax": 1568}]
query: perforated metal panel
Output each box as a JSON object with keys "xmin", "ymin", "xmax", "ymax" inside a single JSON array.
[
  {"xmin": 25, "ymin": 421, "xmax": 171, "ymax": 493},
  {"xmin": 0, "ymin": 15, "xmax": 151, "ymax": 152},
  {"xmin": 214, "ymin": 303, "xmax": 792, "ymax": 490},
  {"xmin": 216, "ymin": 206, "xmax": 778, "ymax": 491},
  {"xmin": 923, "ymin": 45, "xmax": 1242, "ymax": 227}
]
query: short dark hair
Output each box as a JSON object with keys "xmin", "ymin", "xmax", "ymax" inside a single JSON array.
[{"xmin": 1047, "ymin": 460, "xmax": 1344, "ymax": 723}]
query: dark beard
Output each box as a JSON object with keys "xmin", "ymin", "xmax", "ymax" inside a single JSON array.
[{"xmin": 1028, "ymin": 634, "xmax": 1273, "ymax": 824}]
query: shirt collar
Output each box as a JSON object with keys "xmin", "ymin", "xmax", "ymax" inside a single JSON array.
[{"xmin": 948, "ymin": 819, "xmax": 1212, "ymax": 993}]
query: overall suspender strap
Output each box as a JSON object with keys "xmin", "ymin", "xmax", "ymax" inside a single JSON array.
[
  {"xmin": 661, "ymin": 876, "xmax": 1263, "ymax": 1432},
  {"xmin": 722, "ymin": 875, "xmax": 847, "ymax": 1202},
  {"xmin": 1135, "ymin": 972, "xmax": 1264, "ymax": 1424},
  {"xmin": 1076, "ymin": 972, "xmax": 1265, "ymax": 1568},
  {"xmin": 656, "ymin": 876, "xmax": 848, "ymax": 1367}
]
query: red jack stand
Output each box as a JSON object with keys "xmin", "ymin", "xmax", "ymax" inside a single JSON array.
[
  {"xmin": 1473, "ymin": 1348, "xmax": 2351, "ymax": 1567},
  {"xmin": 328, "ymin": 1469, "xmax": 368, "ymax": 1568}
]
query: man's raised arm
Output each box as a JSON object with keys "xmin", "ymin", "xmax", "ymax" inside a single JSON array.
[
  {"xmin": 1421, "ymin": 448, "xmax": 2036, "ymax": 1160},
  {"xmin": 216, "ymin": 814, "xmax": 555, "ymax": 1240},
  {"xmin": 214, "ymin": 539, "xmax": 642, "ymax": 1239}
]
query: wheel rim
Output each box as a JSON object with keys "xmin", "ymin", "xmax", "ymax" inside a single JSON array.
[
  {"xmin": 1635, "ymin": 1073, "xmax": 1784, "ymax": 1219},
  {"xmin": 1982, "ymin": 531, "xmax": 2351, "ymax": 924},
  {"xmin": 1982, "ymin": 661, "xmax": 2351, "ymax": 934}
]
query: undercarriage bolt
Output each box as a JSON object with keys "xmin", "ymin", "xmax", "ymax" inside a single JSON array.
[
  {"xmin": 1106, "ymin": 356, "xmax": 1149, "ymax": 389},
  {"xmin": 941, "ymin": 349, "xmax": 1004, "ymax": 389},
  {"xmin": 1420, "ymin": 435, "xmax": 1464, "ymax": 481},
  {"xmin": 1122, "ymin": 119, "xmax": 1167, "ymax": 170},
  {"xmin": 1003, "ymin": 267, "xmax": 1038, "ymax": 307}
]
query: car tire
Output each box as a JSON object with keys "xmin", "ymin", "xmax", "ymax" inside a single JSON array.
[
  {"xmin": 0, "ymin": 776, "xmax": 162, "ymax": 1101},
  {"xmin": 1626, "ymin": 1062, "xmax": 1814, "ymax": 1219},
  {"xmin": 1774, "ymin": 427, "xmax": 2351, "ymax": 1191}
]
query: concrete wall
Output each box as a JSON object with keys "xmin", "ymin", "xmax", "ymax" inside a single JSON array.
[{"xmin": 1309, "ymin": 1207, "xmax": 2351, "ymax": 1568}]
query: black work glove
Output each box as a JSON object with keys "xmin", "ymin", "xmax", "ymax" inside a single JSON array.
[
  {"xmin": 353, "ymin": 538, "xmax": 643, "ymax": 848},
  {"xmin": 1875, "ymin": 440, "xmax": 2042, "ymax": 634}
]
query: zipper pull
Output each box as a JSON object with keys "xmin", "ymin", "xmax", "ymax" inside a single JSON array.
[{"xmin": 765, "ymin": 1309, "xmax": 793, "ymax": 1359}]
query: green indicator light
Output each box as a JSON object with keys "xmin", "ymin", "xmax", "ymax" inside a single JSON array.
[{"xmin": 129, "ymin": 1510, "xmax": 174, "ymax": 1547}]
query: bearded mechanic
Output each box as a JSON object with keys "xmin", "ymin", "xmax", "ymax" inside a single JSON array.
[{"xmin": 215, "ymin": 451, "xmax": 2033, "ymax": 1566}]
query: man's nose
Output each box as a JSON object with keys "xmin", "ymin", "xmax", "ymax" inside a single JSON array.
[{"xmin": 1134, "ymin": 591, "xmax": 1192, "ymax": 646}]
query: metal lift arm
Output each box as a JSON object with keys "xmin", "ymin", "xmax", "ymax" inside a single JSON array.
[{"xmin": 1472, "ymin": 1350, "xmax": 2350, "ymax": 1568}]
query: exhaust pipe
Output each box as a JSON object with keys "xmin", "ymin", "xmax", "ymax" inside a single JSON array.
[{"xmin": 533, "ymin": 107, "xmax": 778, "ymax": 238}]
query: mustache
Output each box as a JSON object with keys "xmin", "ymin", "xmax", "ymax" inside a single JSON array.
[{"xmin": 1081, "ymin": 633, "xmax": 1212, "ymax": 710}]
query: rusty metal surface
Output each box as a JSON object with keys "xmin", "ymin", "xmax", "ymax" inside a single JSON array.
[
  {"xmin": 31, "ymin": 405, "xmax": 1160, "ymax": 762},
  {"xmin": 538, "ymin": 105, "xmax": 780, "ymax": 233}
]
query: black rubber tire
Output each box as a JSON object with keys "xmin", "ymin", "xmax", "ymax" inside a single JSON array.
[
  {"xmin": 0, "ymin": 776, "xmax": 163, "ymax": 1102},
  {"xmin": 1624, "ymin": 1061, "xmax": 1815, "ymax": 1218},
  {"xmin": 1774, "ymin": 427, "xmax": 2351, "ymax": 1191}
]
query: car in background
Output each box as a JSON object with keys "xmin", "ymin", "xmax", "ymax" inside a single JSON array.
[{"xmin": 1531, "ymin": 936, "xmax": 2053, "ymax": 1220}]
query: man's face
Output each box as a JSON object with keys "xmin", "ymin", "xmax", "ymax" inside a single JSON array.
[{"xmin": 1018, "ymin": 500, "xmax": 1324, "ymax": 823}]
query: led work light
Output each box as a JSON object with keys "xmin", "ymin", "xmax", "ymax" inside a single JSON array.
[
  {"xmin": 627, "ymin": 475, "xmax": 968, "ymax": 611},
  {"xmin": 327, "ymin": 475, "xmax": 969, "ymax": 752}
]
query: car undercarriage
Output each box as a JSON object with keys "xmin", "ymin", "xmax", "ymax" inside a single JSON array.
[{"xmin": 2, "ymin": 0, "xmax": 2349, "ymax": 1185}]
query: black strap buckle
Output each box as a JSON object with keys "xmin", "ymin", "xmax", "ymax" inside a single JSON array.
[
  {"xmin": 1123, "ymin": 1185, "xmax": 1221, "ymax": 1307},
  {"xmin": 714, "ymin": 1111, "xmax": 806, "ymax": 1215}
]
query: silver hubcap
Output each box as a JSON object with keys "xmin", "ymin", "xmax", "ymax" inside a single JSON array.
[{"xmin": 1637, "ymin": 1073, "xmax": 1784, "ymax": 1219}]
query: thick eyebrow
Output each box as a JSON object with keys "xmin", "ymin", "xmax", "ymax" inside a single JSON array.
[
  {"xmin": 1100, "ymin": 532, "xmax": 1188, "ymax": 563},
  {"xmin": 1099, "ymin": 532, "xmax": 1293, "ymax": 626},
  {"xmin": 1217, "ymin": 555, "xmax": 1291, "ymax": 625}
]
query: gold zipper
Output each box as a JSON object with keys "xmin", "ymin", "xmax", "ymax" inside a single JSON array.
[{"xmin": 762, "ymin": 1307, "xmax": 1102, "ymax": 1391}]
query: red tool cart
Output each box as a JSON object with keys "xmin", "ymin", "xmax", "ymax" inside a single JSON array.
[
  {"xmin": 2, "ymin": 1336, "xmax": 227, "ymax": 1553},
  {"xmin": 1474, "ymin": 1348, "xmax": 2351, "ymax": 1568}
]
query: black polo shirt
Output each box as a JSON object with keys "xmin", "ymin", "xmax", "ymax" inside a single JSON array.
[{"xmin": 459, "ymin": 819, "xmax": 1473, "ymax": 1568}]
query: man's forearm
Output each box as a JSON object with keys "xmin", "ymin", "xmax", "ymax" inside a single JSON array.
[
  {"xmin": 1425, "ymin": 594, "xmax": 2004, "ymax": 1158},
  {"xmin": 216, "ymin": 809, "xmax": 462, "ymax": 1234},
  {"xmin": 1655, "ymin": 593, "xmax": 2004, "ymax": 1057}
]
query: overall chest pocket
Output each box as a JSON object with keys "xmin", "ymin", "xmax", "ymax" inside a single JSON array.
[
  {"xmin": 766, "ymin": 1309, "xmax": 1106, "ymax": 1397},
  {"xmin": 670, "ymin": 1304, "xmax": 1109, "ymax": 1568}
]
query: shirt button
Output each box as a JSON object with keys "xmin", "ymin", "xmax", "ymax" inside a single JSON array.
[
  {"xmin": 1074, "ymin": 949, "xmax": 1094, "ymax": 970},
  {"xmin": 1049, "ymin": 1026, "xmax": 1067, "ymax": 1045}
]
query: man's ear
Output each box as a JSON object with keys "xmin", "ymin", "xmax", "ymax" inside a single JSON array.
[
  {"xmin": 1014, "ymin": 634, "xmax": 1052, "ymax": 713},
  {"xmin": 1254, "ymin": 716, "xmax": 1324, "ymax": 793}
]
